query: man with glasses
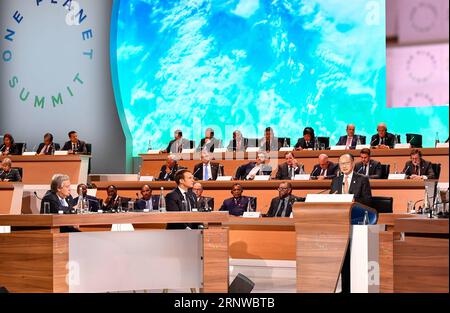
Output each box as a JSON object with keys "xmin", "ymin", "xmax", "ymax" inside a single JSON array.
[
  {"xmin": 330, "ymin": 154, "xmax": 372, "ymax": 206},
  {"xmin": 275, "ymin": 152, "xmax": 304, "ymax": 180},
  {"xmin": 402, "ymin": 149, "xmax": 435, "ymax": 180},
  {"xmin": 192, "ymin": 182, "xmax": 214, "ymax": 211},
  {"xmin": 266, "ymin": 182, "xmax": 304, "ymax": 217}
]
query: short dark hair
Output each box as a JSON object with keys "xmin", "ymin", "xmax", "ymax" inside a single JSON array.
[
  {"xmin": 265, "ymin": 127, "xmax": 273, "ymax": 132},
  {"xmin": 410, "ymin": 149, "xmax": 422, "ymax": 158},
  {"xmin": 360, "ymin": 148, "xmax": 371, "ymax": 156},
  {"xmin": 44, "ymin": 133, "xmax": 54, "ymax": 141},
  {"xmin": 303, "ymin": 127, "xmax": 315, "ymax": 137},
  {"xmin": 68, "ymin": 131, "xmax": 77, "ymax": 138},
  {"xmin": 141, "ymin": 184, "xmax": 151, "ymax": 191},
  {"xmin": 231, "ymin": 183, "xmax": 243, "ymax": 191},
  {"xmin": 3, "ymin": 133, "xmax": 14, "ymax": 144},
  {"xmin": 106, "ymin": 185, "xmax": 117, "ymax": 192},
  {"xmin": 280, "ymin": 182, "xmax": 293, "ymax": 189},
  {"xmin": 174, "ymin": 169, "xmax": 191, "ymax": 185}
]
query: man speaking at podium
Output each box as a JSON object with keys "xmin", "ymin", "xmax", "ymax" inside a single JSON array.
[{"xmin": 330, "ymin": 154, "xmax": 372, "ymax": 206}]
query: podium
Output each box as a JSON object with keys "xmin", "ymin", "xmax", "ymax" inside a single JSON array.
[
  {"xmin": 0, "ymin": 212, "xmax": 229, "ymax": 293},
  {"xmin": 293, "ymin": 201, "xmax": 380, "ymax": 293},
  {"xmin": 0, "ymin": 183, "xmax": 23, "ymax": 215}
]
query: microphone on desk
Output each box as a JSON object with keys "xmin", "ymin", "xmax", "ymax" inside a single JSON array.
[
  {"xmin": 408, "ymin": 136, "xmax": 415, "ymax": 145},
  {"xmin": 403, "ymin": 165, "xmax": 411, "ymax": 176},
  {"xmin": 370, "ymin": 138, "xmax": 378, "ymax": 146},
  {"xmin": 309, "ymin": 166, "xmax": 320, "ymax": 179},
  {"xmin": 0, "ymin": 144, "xmax": 5, "ymax": 152},
  {"xmin": 357, "ymin": 166, "xmax": 365, "ymax": 174},
  {"xmin": 33, "ymin": 191, "xmax": 43, "ymax": 200},
  {"xmin": 192, "ymin": 166, "xmax": 201, "ymax": 178}
]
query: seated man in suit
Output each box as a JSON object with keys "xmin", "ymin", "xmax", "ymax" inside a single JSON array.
[
  {"xmin": 259, "ymin": 127, "xmax": 279, "ymax": 152},
  {"xmin": 219, "ymin": 183, "xmax": 256, "ymax": 216},
  {"xmin": 158, "ymin": 154, "xmax": 183, "ymax": 181},
  {"xmin": 134, "ymin": 184, "xmax": 160, "ymax": 211},
  {"xmin": 336, "ymin": 124, "xmax": 365, "ymax": 149},
  {"xmin": 294, "ymin": 127, "xmax": 315, "ymax": 150},
  {"xmin": 1, "ymin": 133, "xmax": 20, "ymax": 156},
  {"xmin": 193, "ymin": 151, "xmax": 224, "ymax": 181},
  {"xmin": 276, "ymin": 152, "xmax": 305, "ymax": 180},
  {"xmin": 0, "ymin": 158, "xmax": 22, "ymax": 182},
  {"xmin": 310, "ymin": 154, "xmax": 339, "ymax": 180},
  {"xmin": 72, "ymin": 183, "xmax": 100, "ymax": 212},
  {"xmin": 40, "ymin": 174, "xmax": 75, "ymax": 214},
  {"xmin": 354, "ymin": 148, "xmax": 382, "ymax": 179},
  {"xmin": 62, "ymin": 131, "xmax": 88, "ymax": 154},
  {"xmin": 165, "ymin": 169, "xmax": 198, "ymax": 229},
  {"xmin": 101, "ymin": 185, "xmax": 131, "ymax": 212},
  {"xmin": 235, "ymin": 152, "xmax": 272, "ymax": 180},
  {"xmin": 331, "ymin": 154, "xmax": 372, "ymax": 206},
  {"xmin": 192, "ymin": 182, "xmax": 214, "ymax": 211},
  {"xmin": 266, "ymin": 182, "xmax": 304, "ymax": 217},
  {"xmin": 162, "ymin": 129, "xmax": 190, "ymax": 153},
  {"xmin": 227, "ymin": 130, "xmax": 248, "ymax": 152},
  {"xmin": 402, "ymin": 149, "xmax": 435, "ymax": 180},
  {"xmin": 197, "ymin": 128, "xmax": 222, "ymax": 152},
  {"xmin": 37, "ymin": 133, "xmax": 60, "ymax": 155},
  {"xmin": 370, "ymin": 123, "xmax": 396, "ymax": 149}
]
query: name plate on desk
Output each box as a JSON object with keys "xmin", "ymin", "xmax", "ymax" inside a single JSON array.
[
  {"xmin": 243, "ymin": 211, "xmax": 261, "ymax": 218},
  {"xmin": 254, "ymin": 175, "xmax": 270, "ymax": 181},
  {"xmin": 394, "ymin": 143, "xmax": 411, "ymax": 149},
  {"xmin": 54, "ymin": 151, "xmax": 68, "ymax": 156},
  {"xmin": 330, "ymin": 145, "xmax": 347, "ymax": 151},
  {"xmin": 111, "ymin": 224, "xmax": 135, "ymax": 232},
  {"xmin": 279, "ymin": 147, "xmax": 294, "ymax": 152},
  {"xmin": 22, "ymin": 152, "xmax": 37, "ymax": 156},
  {"xmin": 139, "ymin": 176, "xmax": 154, "ymax": 181},
  {"xmin": 146, "ymin": 150, "xmax": 160, "ymax": 155},
  {"xmin": 216, "ymin": 176, "xmax": 233, "ymax": 181},
  {"xmin": 388, "ymin": 174, "xmax": 406, "ymax": 180},
  {"xmin": 213, "ymin": 148, "xmax": 227, "ymax": 153},
  {"xmin": 246, "ymin": 147, "xmax": 260, "ymax": 153},
  {"xmin": 356, "ymin": 144, "xmax": 370, "ymax": 150},
  {"xmin": 181, "ymin": 148, "xmax": 195, "ymax": 154},
  {"xmin": 293, "ymin": 174, "xmax": 311, "ymax": 181},
  {"xmin": 306, "ymin": 194, "xmax": 354, "ymax": 203},
  {"xmin": 436, "ymin": 143, "xmax": 449, "ymax": 148}
]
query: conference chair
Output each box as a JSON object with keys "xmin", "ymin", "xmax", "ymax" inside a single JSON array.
[
  {"xmin": 406, "ymin": 133, "xmax": 422, "ymax": 148},
  {"xmin": 278, "ymin": 137, "xmax": 291, "ymax": 148},
  {"xmin": 12, "ymin": 167, "xmax": 23, "ymax": 181},
  {"xmin": 357, "ymin": 135, "xmax": 367, "ymax": 145},
  {"xmin": 247, "ymin": 138, "xmax": 259, "ymax": 148},
  {"xmin": 395, "ymin": 134, "xmax": 401, "ymax": 144},
  {"xmin": 370, "ymin": 196, "xmax": 393, "ymax": 214},
  {"xmin": 86, "ymin": 143, "xmax": 92, "ymax": 174},
  {"xmin": 380, "ymin": 164, "xmax": 390, "ymax": 179},
  {"xmin": 316, "ymin": 137, "xmax": 330, "ymax": 150},
  {"xmin": 14, "ymin": 143, "xmax": 26, "ymax": 155},
  {"xmin": 189, "ymin": 140, "xmax": 195, "ymax": 149},
  {"xmin": 431, "ymin": 163, "xmax": 441, "ymax": 180}
]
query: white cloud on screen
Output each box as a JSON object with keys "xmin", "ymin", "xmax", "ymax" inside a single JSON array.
[{"xmin": 231, "ymin": 0, "xmax": 260, "ymax": 18}]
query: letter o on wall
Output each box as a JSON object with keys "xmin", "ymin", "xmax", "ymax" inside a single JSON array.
[{"xmin": 2, "ymin": 50, "xmax": 12, "ymax": 62}]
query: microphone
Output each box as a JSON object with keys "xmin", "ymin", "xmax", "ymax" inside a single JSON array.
[
  {"xmin": 317, "ymin": 188, "xmax": 331, "ymax": 194},
  {"xmin": 193, "ymin": 166, "xmax": 201, "ymax": 177},
  {"xmin": 34, "ymin": 191, "xmax": 43, "ymax": 200},
  {"xmin": 310, "ymin": 166, "xmax": 320, "ymax": 178},
  {"xmin": 403, "ymin": 165, "xmax": 411, "ymax": 175},
  {"xmin": 370, "ymin": 138, "xmax": 378, "ymax": 146},
  {"xmin": 0, "ymin": 144, "xmax": 5, "ymax": 152},
  {"xmin": 357, "ymin": 165, "xmax": 365, "ymax": 174},
  {"xmin": 408, "ymin": 136, "xmax": 415, "ymax": 144}
]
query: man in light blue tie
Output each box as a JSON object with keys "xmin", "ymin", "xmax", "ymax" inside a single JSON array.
[{"xmin": 193, "ymin": 151, "xmax": 224, "ymax": 181}]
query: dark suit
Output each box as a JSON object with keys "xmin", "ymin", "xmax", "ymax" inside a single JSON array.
[
  {"xmin": 0, "ymin": 168, "xmax": 22, "ymax": 182},
  {"xmin": 330, "ymin": 172, "xmax": 372, "ymax": 206},
  {"xmin": 219, "ymin": 196, "xmax": 256, "ymax": 216},
  {"xmin": 370, "ymin": 133, "xmax": 396, "ymax": 148},
  {"xmin": 266, "ymin": 195, "xmax": 304, "ymax": 217},
  {"xmin": 195, "ymin": 196, "xmax": 214, "ymax": 211},
  {"xmin": 36, "ymin": 143, "xmax": 60, "ymax": 155},
  {"xmin": 40, "ymin": 191, "xmax": 75, "ymax": 214},
  {"xmin": 193, "ymin": 162, "xmax": 223, "ymax": 181},
  {"xmin": 354, "ymin": 159, "xmax": 382, "ymax": 179},
  {"xmin": 158, "ymin": 164, "xmax": 184, "ymax": 181},
  {"xmin": 134, "ymin": 196, "xmax": 160, "ymax": 211},
  {"xmin": 0, "ymin": 144, "xmax": 20, "ymax": 155},
  {"xmin": 275, "ymin": 163, "xmax": 304, "ymax": 180},
  {"xmin": 197, "ymin": 137, "xmax": 222, "ymax": 152},
  {"xmin": 310, "ymin": 162, "xmax": 339, "ymax": 179},
  {"xmin": 72, "ymin": 195, "xmax": 100, "ymax": 212},
  {"xmin": 227, "ymin": 138, "xmax": 248, "ymax": 152},
  {"xmin": 294, "ymin": 138, "xmax": 314, "ymax": 150},
  {"xmin": 336, "ymin": 135, "xmax": 365, "ymax": 149},
  {"xmin": 234, "ymin": 162, "xmax": 272, "ymax": 180},
  {"xmin": 166, "ymin": 187, "xmax": 198, "ymax": 229},
  {"xmin": 164, "ymin": 138, "xmax": 191, "ymax": 153},
  {"xmin": 259, "ymin": 137, "xmax": 280, "ymax": 151},
  {"xmin": 402, "ymin": 160, "xmax": 435, "ymax": 179},
  {"xmin": 62, "ymin": 140, "xmax": 88, "ymax": 154},
  {"xmin": 101, "ymin": 196, "xmax": 131, "ymax": 212}
]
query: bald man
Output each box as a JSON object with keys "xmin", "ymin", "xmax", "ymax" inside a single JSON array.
[
  {"xmin": 336, "ymin": 124, "xmax": 365, "ymax": 149},
  {"xmin": 370, "ymin": 123, "xmax": 396, "ymax": 149},
  {"xmin": 310, "ymin": 154, "xmax": 339, "ymax": 180},
  {"xmin": 331, "ymin": 154, "xmax": 372, "ymax": 206}
]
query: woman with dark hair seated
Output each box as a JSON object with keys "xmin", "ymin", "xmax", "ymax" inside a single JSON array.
[
  {"xmin": 294, "ymin": 127, "xmax": 315, "ymax": 150},
  {"xmin": 0, "ymin": 133, "xmax": 20, "ymax": 156}
]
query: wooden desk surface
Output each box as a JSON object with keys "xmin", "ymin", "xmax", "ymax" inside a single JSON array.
[
  {"xmin": 394, "ymin": 218, "xmax": 449, "ymax": 234},
  {"xmin": 0, "ymin": 182, "xmax": 24, "ymax": 215},
  {"xmin": 1, "ymin": 155, "xmax": 91, "ymax": 162}
]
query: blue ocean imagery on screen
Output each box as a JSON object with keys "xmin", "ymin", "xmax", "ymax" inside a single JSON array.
[{"xmin": 113, "ymin": 0, "xmax": 448, "ymax": 156}]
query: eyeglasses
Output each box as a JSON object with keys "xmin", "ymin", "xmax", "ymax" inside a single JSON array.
[
  {"xmin": 339, "ymin": 162, "xmax": 352, "ymax": 166},
  {"xmin": 278, "ymin": 187, "xmax": 289, "ymax": 191}
]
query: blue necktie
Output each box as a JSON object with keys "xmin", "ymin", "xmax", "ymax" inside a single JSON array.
[{"xmin": 204, "ymin": 165, "xmax": 209, "ymax": 180}]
